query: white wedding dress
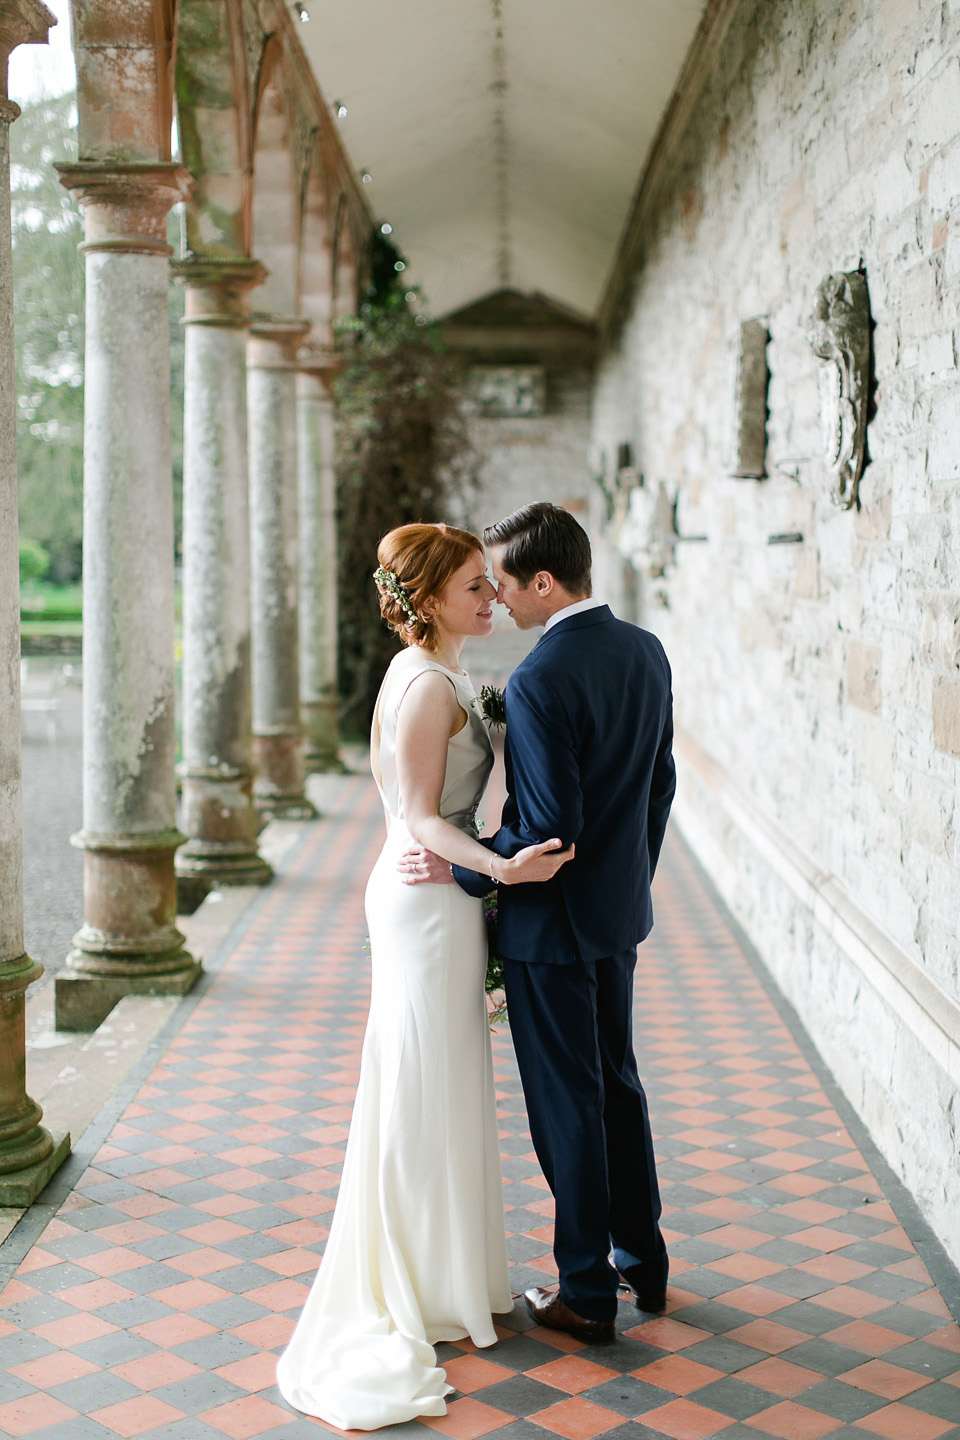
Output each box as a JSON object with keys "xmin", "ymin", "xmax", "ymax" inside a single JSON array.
[{"xmin": 277, "ymin": 649, "xmax": 513, "ymax": 1430}]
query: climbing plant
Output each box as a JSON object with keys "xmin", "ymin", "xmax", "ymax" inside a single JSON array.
[{"xmin": 334, "ymin": 240, "xmax": 476, "ymax": 731}]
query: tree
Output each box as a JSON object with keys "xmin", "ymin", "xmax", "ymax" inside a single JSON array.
[
  {"xmin": 11, "ymin": 91, "xmax": 84, "ymax": 582},
  {"xmin": 11, "ymin": 93, "xmax": 186, "ymax": 584},
  {"xmin": 19, "ymin": 537, "xmax": 49, "ymax": 583}
]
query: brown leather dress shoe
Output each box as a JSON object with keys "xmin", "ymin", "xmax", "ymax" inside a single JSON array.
[{"xmin": 523, "ymin": 1286, "xmax": 616, "ymax": 1344}]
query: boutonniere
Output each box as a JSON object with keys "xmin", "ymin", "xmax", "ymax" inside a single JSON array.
[{"xmin": 478, "ymin": 684, "xmax": 506, "ymax": 729}]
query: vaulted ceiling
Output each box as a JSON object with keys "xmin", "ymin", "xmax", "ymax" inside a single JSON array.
[{"xmin": 300, "ymin": 0, "xmax": 707, "ymax": 319}]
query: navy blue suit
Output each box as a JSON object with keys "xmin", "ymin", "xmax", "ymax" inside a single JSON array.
[{"xmin": 454, "ymin": 605, "xmax": 676, "ymax": 1319}]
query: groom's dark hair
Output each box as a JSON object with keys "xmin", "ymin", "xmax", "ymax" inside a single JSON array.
[{"xmin": 483, "ymin": 502, "xmax": 592, "ymax": 594}]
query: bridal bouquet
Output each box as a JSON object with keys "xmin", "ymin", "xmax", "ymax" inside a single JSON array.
[{"xmin": 483, "ymin": 894, "xmax": 507, "ymax": 1026}]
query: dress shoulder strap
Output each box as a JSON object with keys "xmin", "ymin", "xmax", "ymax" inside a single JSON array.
[{"xmin": 387, "ymin": 655, "xmax": 459, "ymax": 722}]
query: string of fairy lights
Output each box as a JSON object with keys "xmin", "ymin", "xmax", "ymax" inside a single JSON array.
[{"xmin": 292, "ymin": 0, "xmax": 514, "ymax": 295}]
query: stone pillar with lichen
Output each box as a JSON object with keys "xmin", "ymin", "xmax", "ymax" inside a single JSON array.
[
  {"xmin": 0, "ymin": 0, "xmax": 71, "ymax": 1201},
  {"xmin": 297, "ymin": 360, "xmax": 345, "ymax": 773},
  {"xmin": 248, "ymin": 318, "xmax": 317, "ymax": 818},
  {"xmin": 53, "ymin": 161, "xmax": 201, "ymax": 1031},
  {"xmin": 173, "ymin": 260, "xmax": 273, "ymax": 893}
]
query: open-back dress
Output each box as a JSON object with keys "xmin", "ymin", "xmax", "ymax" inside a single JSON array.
[{"xmin": 276, "ymin": 648, "xmax": 512, "ymax": 1430}]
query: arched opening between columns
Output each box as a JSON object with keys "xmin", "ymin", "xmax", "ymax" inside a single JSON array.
[
  {"xmin": 170, "ymin": 0, "xmax": 274, "ymax": 894},
  {"xmin": 246, "ymin": 34, "xmax": 316, "ymax": 816}
]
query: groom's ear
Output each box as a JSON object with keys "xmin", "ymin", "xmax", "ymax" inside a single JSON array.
[{"xmin": 533, "ymin": 571, "xmax": 556, "ymax": 596}]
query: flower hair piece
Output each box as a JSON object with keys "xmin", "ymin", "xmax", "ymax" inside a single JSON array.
[{"xmin": 374, "ymin": 564, "xmax": 419, "ymax": 624}]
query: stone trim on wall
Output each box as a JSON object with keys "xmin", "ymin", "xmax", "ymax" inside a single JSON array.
[
  {"xmin": 672, "ymin": 727, "xmax": 960, "ymax": 1264},
  {"xmin": 676, "ymin": 728, "xmax": 960, "ymax": 1085},
  {"xmin": 591, "ymin": 0, "xmax": 960, "ymax": 1268}
]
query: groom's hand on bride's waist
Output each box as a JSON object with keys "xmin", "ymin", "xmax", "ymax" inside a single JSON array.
[{"xmin": 398, "ymin": 845, "xmax": 454, "ymax": 885}]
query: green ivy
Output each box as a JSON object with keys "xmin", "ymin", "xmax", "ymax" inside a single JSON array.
[{"xmin": 334, "ymin": 264, "xmax": 476, "ymax": 731}]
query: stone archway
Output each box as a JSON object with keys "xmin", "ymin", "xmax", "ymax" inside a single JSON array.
[
  {"xmin": 48, "ymin": 0, "xmax": 371, "ymax": 1031},
  {"xmin": 2, "ymin": 0, "xmax": 372, "ymax": 1203}
]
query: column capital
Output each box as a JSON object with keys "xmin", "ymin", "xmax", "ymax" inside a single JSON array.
[
  {"xmin": 172, "ymin": 257, "xmax": 267, "ymax": 327},
  {"xmin": 297, "ymin": 348, "xmax": 343, "ymax": 388},
  {"xmin": 248, "ymin": 317, "xmax": 311, "ymax": 370},
  {"xmin": 55, "ymin": 161, "xmax": 194, "ymax": 257},
  {"xmin": 0, "ymin": 0, "xmax": 55, "ymax": 112}
]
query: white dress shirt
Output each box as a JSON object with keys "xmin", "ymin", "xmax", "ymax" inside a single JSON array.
[{"xmin": 543, "ymin": 597, "xmax": 605, "ymax": 632}]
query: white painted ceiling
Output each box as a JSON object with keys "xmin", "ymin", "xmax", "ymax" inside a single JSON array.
[{"xmin": 300, "ymin": 0, "xmax": 707, "ymax": 319}]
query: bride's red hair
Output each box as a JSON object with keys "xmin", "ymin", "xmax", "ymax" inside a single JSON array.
[{"xmin": 376, "ymin": 523, "xmax": 483, "ymax": 651}]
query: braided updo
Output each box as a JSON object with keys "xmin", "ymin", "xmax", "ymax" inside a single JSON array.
[{"xmin": 375, "ymin": 522, "xmax": 484, "ymax": 651}]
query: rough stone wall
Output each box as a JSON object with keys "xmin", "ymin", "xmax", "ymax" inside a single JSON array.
[
  {"xmin": 468, "ymin": 362, "xmax": 594, "ymax": 532},
  {"xmin": 592, "ymin": 0, "xmax": 960, "ymax": 1262}
]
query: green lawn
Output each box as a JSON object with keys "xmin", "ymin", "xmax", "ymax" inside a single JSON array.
[
  {"xmin": 20, "ymin": 581, "xmax": 82, "ymax": 621},
  {"xmin": 20, "ymin": 617, "xmax": 83, "ymax": 637}
]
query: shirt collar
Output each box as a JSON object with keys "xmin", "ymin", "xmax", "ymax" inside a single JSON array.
[{"xmin": 543, "ymin": 597, "xmax": 604, "ymax": 632}]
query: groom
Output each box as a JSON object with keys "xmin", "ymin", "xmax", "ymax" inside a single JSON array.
[{"xmin": 402, "ymin": 501, "xmax": 675, "ymax": 1344}]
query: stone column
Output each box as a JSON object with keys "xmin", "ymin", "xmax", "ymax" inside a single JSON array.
[
  {"xmin": 0, "ymin": 0, "xmax": 71, "ymax": 1202},
  {"xmin": 247, "ymin": 318, "xmax": 316, "ymax": 818},
  {"xmin": 54, "ymin": 161, "xmax": 201, "ymax": 1032},
  {"xmin": 297, "ymin": 361, "xmax": 344, "ymax": 773},
  {"xmin": 173, "ymin": 260, "xmax": 272, "ymax": 895}
]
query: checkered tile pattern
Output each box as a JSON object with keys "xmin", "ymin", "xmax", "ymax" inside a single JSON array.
[{"xmin": 2, "ymin": 774, "xmax": 959, "ymax": 1439}]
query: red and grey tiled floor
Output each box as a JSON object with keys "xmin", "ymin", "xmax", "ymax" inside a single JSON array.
[{"xmin": 2, "ymin": 772, "xmax": 959, "ymax": 1440}]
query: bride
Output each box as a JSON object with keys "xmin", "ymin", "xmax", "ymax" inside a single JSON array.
[{"xmin": 277, "ymin": 522, "xmax": 573, "ymax": 1430}]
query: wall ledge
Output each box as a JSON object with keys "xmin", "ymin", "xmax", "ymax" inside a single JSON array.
[{"xmin": 674, "ymin": 727, "xmax": 960, "ymax": 1088}]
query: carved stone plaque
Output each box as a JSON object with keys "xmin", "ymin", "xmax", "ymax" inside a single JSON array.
[
  {"xmin": 617, "ymin": 478, "xmax": 679, "ymax": 577},
  {"xmin": 465, "ymin": 365, "xmax": 546, "ymax": 417},
  {"xmin": 808, "ymin": 270, "xmax": 871, "ymax": 510},
  {"xmin": 732, "ymin": 318, "xmax": 769, "ymax": 478}
]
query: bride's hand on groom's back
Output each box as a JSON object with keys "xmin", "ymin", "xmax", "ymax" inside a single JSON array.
[
  {"xmin": 398, "ymin": 845, "xmax": 454, "ymax": 885},
  {"xmin": 496, "ymin": 839, "xmax": 575, "ymax": 886},
  {"xmin": 398, "ymin": 838, "xmax": 574, "ymax": 887}
]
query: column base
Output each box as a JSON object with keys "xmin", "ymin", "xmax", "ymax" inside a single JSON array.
[
  {"xmin": 302, "ymin": 699, "xmax": 347, "ymax": 775},
  {"xmin": 304, "ymin": 746, "xmax": 348, "ymax": 776},
  {"xmin": 55, "ymin": 958, "xmax": 202, "ymax": 1033},
  {"xmin": 176, "ymin": 843, "xmax": 273, "ymax": 887},
  {"xmin": 177, "ymin": 771, "xmax": 272, "ymax": 887},
  {"xmin": 61, "ymin": 829, "xmax": 201, "ymax": 1028},
  {"xmin": 253, "ymin": 791, "xmax": 319, "ymax": 822},
  {"xmin": 253, "ymin": 732, "xmax": 317, "ymax": 821},
  {"xmin": 0, "ymin": 1130, "xmax": 71, "ymax": 1208},
  {"xmin": 0, "ymin": 954, "xmax": 68, "ymax": 1205},
  {"xmin": 175, "ymin": 845, "xmax": 272, "ymax": 915}
]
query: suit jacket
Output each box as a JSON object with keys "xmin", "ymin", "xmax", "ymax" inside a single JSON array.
[{"xmin": 454, "ymin": 605, "xmax": 676, "ymax": 964}]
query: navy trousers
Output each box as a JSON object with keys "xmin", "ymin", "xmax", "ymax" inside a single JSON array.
[{"xmin": 503, "ymin": 948, "xmax": 667, "ymax": 1321}]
